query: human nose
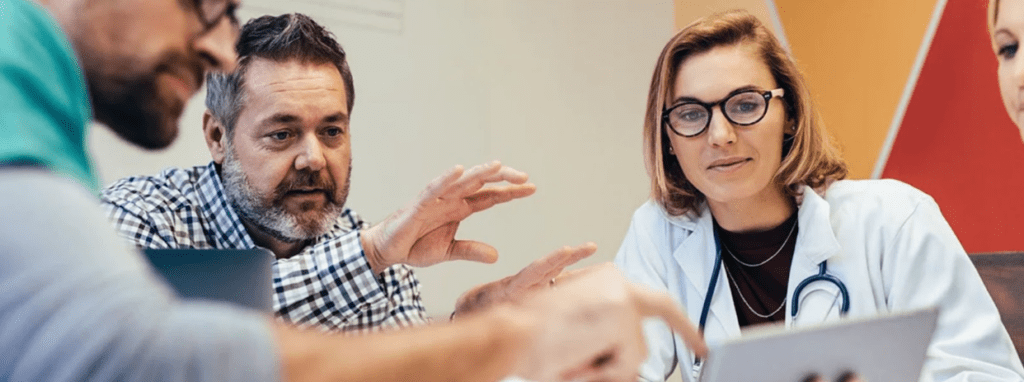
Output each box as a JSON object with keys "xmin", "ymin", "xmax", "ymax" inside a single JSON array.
[
  {"xmin": 1014, "ymin": 57, "xmax": 1024, "ymax": 90},
  {"xmin": 193, "ymin": 17, "xmax": 239, "ymax": 73},
  {"xmin": 705, "ymin": 107, "xmax": 737, "ymax": 147},
  {"xmin": 294, "ymin": 135, "xmax": 327, "ymax": 172}
]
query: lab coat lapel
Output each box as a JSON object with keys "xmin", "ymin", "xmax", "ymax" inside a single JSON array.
[
  {"xmin": 786, "ymin": 186, "xmax": 844, "ymax": 328},
  {"xmin": 671, "ymin": 210, "xmax": 741, "ymax": 341}
]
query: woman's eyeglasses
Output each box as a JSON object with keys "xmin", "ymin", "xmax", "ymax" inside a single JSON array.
[{"xmin": 663, "ymin": 88, "xmax": 785, "ymax": 137}]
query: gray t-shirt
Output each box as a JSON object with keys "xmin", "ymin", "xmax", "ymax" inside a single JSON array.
[{"xmin": 0, "ymin": 167, "xmax": 280, "ymax": 381}]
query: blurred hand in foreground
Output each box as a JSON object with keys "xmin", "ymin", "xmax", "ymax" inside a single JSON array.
[
  {"xmin": 453, "ymin": 243, "xmax": 598, "ymax": 317},
  {"xmin": 514, "ymin": 262, "xmax": 707, "ymax": 382}
]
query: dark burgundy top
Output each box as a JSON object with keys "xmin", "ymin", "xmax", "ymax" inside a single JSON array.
[{"xmin": 715, "ymin": 212, "xmax": 799, "ymax": 328}]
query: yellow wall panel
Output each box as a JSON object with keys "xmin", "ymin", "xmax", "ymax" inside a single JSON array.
[{"xmin": 774, "ymin": 0, "xmax": 938, "ymax": 178}]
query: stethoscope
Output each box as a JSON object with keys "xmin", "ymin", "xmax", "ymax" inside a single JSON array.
[{"xmin": 690, "ymin": 229, "xmax": 850, "ymax": 380}]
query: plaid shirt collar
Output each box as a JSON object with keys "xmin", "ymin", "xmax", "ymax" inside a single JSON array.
[
  {"xmin": 193, "ymin": 161, "xmax": 359, "ymax": 250},
  {"xmin": 194, "ymin": 161, "xmax": 256, "ymax": 249}
]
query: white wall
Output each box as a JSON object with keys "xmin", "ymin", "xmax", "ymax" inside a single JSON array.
[{"xmin": 89, "ymin": 0, "xmax": 675, "ymax": 316}]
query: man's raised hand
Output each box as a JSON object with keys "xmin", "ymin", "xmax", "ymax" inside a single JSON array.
[{"xmin": 361, "ymin": 161, "xmax": 536, "ymax": 273}]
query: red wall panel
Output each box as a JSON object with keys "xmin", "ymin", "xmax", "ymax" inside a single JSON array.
[{"xmin": 882, "ymin": 0, "xmax": 1024, "ymax": 252}]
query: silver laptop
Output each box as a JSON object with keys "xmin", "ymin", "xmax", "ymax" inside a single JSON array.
[
  {"xmin": 143, "ymin": 248, "xmax": 274, "ymax": 312},
  {"xmin": 698, "ymin": 307, "xmax": 940, "ymax": 382}
]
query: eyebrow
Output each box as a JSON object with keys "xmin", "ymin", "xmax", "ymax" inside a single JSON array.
[
  {"xmin": 260, "ymin": 113, "xmax": 299, "ymax": 126},
  {"xmin": 670, "ymin": 85, "xmax": 762, "ymax": 106},
  {"xmin": 322, "ymin": 112, "xmax": 349, "ymax": 125},
  {"xmin": 257, "ymin": 112, "xmax": 349, "ymax": 129},
  {"xmin": 993, "ymin": 28, "xmax": 1016, "ymax": 40}
]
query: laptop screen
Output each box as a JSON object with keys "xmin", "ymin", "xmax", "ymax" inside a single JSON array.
[{"xmin": 143, "ymin": 248, "xmax": 274, "ymax": 313}]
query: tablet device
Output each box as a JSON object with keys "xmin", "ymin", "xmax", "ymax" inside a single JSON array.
[
  {"xmin": 698, "ymin": 307, "xmax": 939, "ymax": 382},
  {"xmin": 143, "ymin": 248, "xmax": 274, "ymax": 313}
]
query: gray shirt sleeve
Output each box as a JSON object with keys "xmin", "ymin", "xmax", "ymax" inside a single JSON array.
[{"xmin": 0, "ymin": 168, "xmax": 281, "ymax": 381}]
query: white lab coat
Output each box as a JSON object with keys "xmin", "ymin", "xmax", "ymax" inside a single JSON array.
[{"xmin": 614, "ymin": 179, "xmax": 1024, "ymax": 382}]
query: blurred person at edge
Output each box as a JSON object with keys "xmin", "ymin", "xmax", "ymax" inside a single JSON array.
[
  {"xmin": 99, "ymin": 12, "xmax": 597, "ymax": 333},
  {"xmin": 0, "ymin": 0, "xmax": 707, "ymax": 381},
  {"xmin": 613, "ymin": 9, "xmax": 1024, "ymax": 382},
  {"xmin": 993, "ymin": 0, "xmax": 1024, "ymax": 143}
]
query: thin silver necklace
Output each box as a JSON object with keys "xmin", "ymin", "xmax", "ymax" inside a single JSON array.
[
  {"xmin": 723, "ymin": 219, "xmax": 797, "ymax": 268},
  {"xmin": 723, "ymin": 264, "xmax": 786, "ymax": 318}
]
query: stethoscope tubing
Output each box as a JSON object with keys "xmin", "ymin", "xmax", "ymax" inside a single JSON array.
[
  {"xmin": 693, "ymin": 230, "xmax": 850, "ymax": 368},
  {"xmin": 698, "ymin": 231, "xmax": 850, "ymax": 331}
]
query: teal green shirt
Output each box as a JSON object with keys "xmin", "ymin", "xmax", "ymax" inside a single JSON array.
[{"xmin": 0, "ymin": 0, "xmax": 97, "ymax": 191}]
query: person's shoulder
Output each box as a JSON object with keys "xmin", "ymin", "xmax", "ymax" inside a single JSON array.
[
  {"xmin": 100, "ymin": 165, "xmax": 209, "ymax": 212},
  {"xmin": 0, "ymin": 167, "xmax": 96, "ymax": 207},
  {"xmin": 632, "ymin": 200, "xmax": 664, "ymax": 221},
  {"xmin": 0, "ymin": 0, "xmax": 65, "ymax": 48},
  {"xmin": 631, "ymin": 199, "xmax": 701, "ymax": 228},
  {"xmin": 632, "ymin": 199, "xmax": 682, "ymax": 223},
  {"xmin": 0, "ymin": 0, "xmax": 82, "ymax": 92},
  {"xmin": 625, "ymin": 200, "xmax": 703, "ymax": 247},
  {"xmin": 0, "ymin": 168, "xmax": 119, "ymax": 239},
  {"xmin": 822, "ymin": 179, "xmax": 935, "ymax": 219}
]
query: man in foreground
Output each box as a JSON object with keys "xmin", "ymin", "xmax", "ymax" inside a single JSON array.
[{"xmin": 0, "ymin": 0, "xmax": 706, "ymax": 381}]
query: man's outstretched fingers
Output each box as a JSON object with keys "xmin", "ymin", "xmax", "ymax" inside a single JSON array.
[
  {"xmin": 421, "ymin": 164, "xmax": 466, "ymax": 200},
  {"xmin": 447, "ymin": 240, "xmax": 499, "ymax": 264},
  {"xmin": 552, "ymin": 261, "xmax": 615, "ymax": 285},
  {"xmin": 449, "ymin": 162, "xmax": 532, "ymax": 198},
  {"xmin": 465, "ymin": 184, "xmax": 537, "ymax": 212},
  {"xmin": 543, "ymin": 243, "xmax": 598, "ymax": 282},
  {"xmin": 630, "ymin": 285, "xmax": 708, "ymax": 358},
  {"xmin": 557, "ymin": 242, "xmax": 597, "ymax": 268},
  {"xmin": 478, "ymin": 165, "xmax": 530, "ymax": 184},
  {"xmin": 518, "ymin": 243, "xmax": 598, "ymax": 287},
  {"xmin": 446, "ymin": 161, "xmax": 503, "ymax": 196}
]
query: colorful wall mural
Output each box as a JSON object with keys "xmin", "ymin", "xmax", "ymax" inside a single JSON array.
[{"xmin": 674, "ymin": 0, "xmax": 1024, "ymax": 252}]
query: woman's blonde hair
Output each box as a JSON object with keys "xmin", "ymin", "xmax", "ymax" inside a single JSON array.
[
  {"xmin": 991, "ymin": 0, "xmax": 1000, "ymax": 30},
  {"xmin": 643, "ymin": 10, "xmax": 848, "ymax": 217}
]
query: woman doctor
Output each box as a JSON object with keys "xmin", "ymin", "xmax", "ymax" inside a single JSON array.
[{"xmin": 614, "ymin": 10, "xmax": 1024, "ymax": 382}]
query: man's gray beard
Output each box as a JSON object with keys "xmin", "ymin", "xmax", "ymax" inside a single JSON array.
[{"xmin": 220, "ymin": 145, "xmax": 346, "ymax": 243}]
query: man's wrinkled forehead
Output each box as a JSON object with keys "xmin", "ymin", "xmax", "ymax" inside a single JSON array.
[{"xmin": 236, "ymin": 58, "xmax": 349, "ymax": 127}]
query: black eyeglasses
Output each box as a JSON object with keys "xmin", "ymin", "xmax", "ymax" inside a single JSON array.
[
  {"xmin": 662, "ymin": 88, "xmax": 785, "ymax": 138},
  {"xmin": 189, "ymin": 0, "xmax": 240, "ymax": 33}
]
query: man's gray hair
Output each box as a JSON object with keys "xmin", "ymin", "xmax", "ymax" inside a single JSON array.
[{"xmin": 205, "ymin": 13, "xmax": 355, "ymax": 137}]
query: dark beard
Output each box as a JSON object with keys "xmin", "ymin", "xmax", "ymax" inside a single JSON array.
[
  {"xmin": 90, "ymin": 75, "xmax": 180, "ymax": 150},
  {"xmin": 88, "ymin": 52, "xmax": 204, "ymax": 150}
]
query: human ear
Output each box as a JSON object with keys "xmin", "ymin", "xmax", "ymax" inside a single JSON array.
[{"xmin": 203, "ymin": 110, "xmax": 227, "ymax": 164}]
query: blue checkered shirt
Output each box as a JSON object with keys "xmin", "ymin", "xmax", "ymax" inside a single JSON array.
[{"xmin": 100, "ymin": 162, "xmax": 429, "ymax": 332}]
